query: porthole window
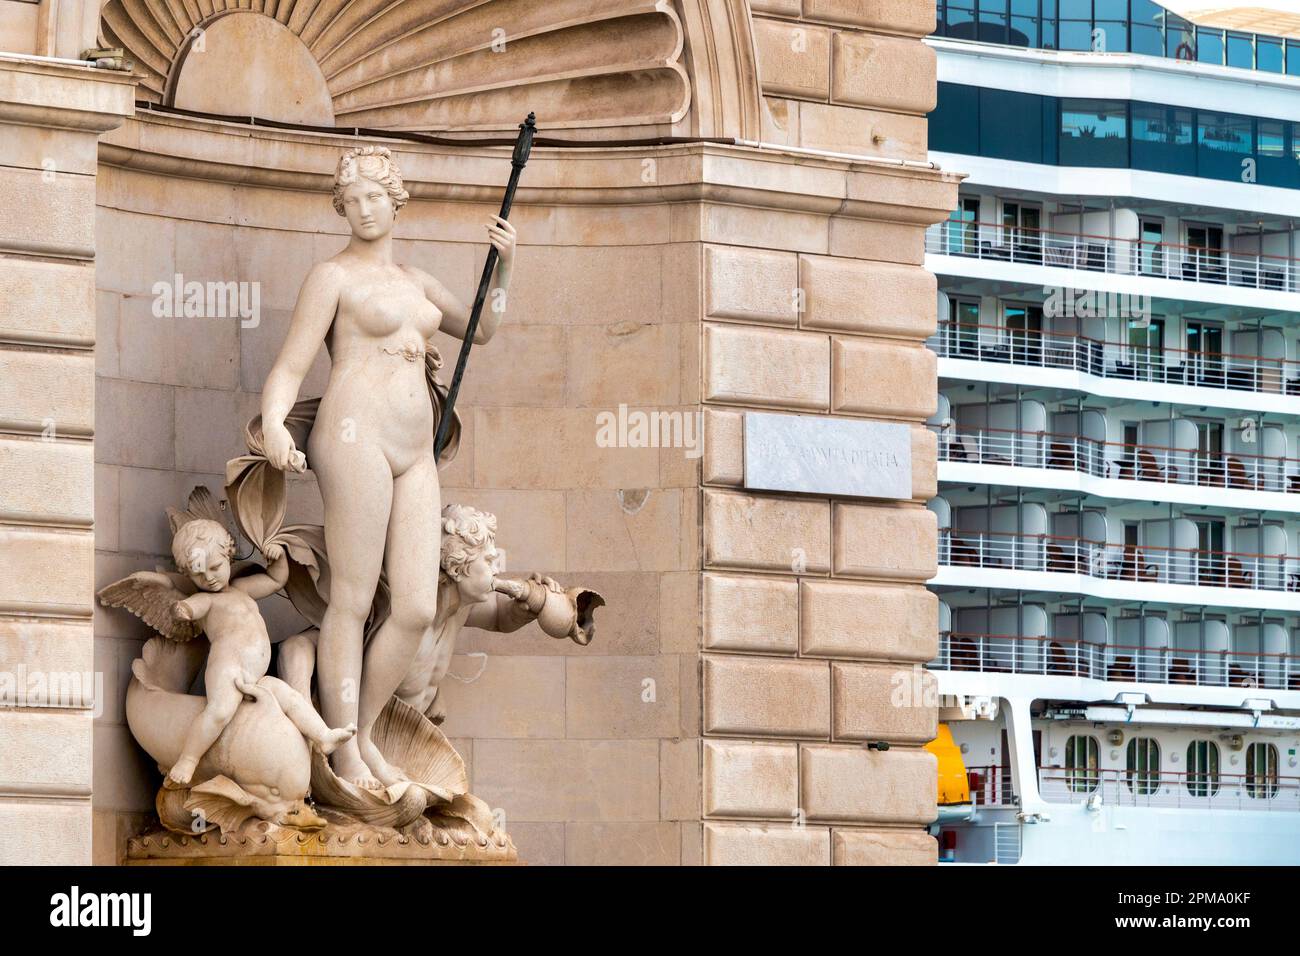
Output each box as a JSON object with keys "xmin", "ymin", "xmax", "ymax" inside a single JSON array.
[
  {"xmin": 1065, "ymin": 734, "xmax": 1100, "ymax": 793},
  {"xmin": 1246, "ymin": 743, "xmax": 1279, "ymax": 799},
  {"xmin": 1186, "ymin": 740, "xmax": 1220, "ymax": 797},
  {"xmin": 1126, "ymin": 737, "xmax": 1160, "ymax": 795}
]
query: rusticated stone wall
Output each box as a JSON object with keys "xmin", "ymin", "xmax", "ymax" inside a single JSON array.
[
  {"xmin": 753, "ymin": 0, "xmax": 937, "ymax": 161},
  {"xmin": 0, "ymin": 52, "xmax": 133, "ymax": 865},
  {"xmin": 696, "ymin": 218, "xmax": 947, "ymax": 864},
  {"xmin": 697, "ymin": 0, "xmax": 950, "ymax": 864}
]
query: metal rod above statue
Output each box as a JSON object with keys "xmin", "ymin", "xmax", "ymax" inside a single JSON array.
[{"xmin": 434, "ymin": 112, "xmax": 537, "ymax": 462}]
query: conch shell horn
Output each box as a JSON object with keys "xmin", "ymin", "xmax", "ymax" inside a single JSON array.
[{"xmin": 497, "ymin": 579, "xmax": 604, "ymax": 645}]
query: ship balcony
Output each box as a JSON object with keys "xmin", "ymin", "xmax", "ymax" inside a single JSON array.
[
  {"xmin": 939, "ymin": 527, "xmax": 1300, "ymax": 591},
  {"xmin": 934, "ymin": 631, "xmax": 1300, "ymax": 691},
  {"xmin": 960, "ymin": 764, "xmax": 1300, "ymax": 813},
  {"xmin": 928, "ymin": 320, "xmax": 1300, "ymax": 398},
  {"xmin": 927, "ymin": 219, "xmax": 1300, "ymax": 294},
  {"xmin": 935, "ymin": 528, "xmax": 1300, "ymax": 610},
  {"xmin": 933, "ymin": 424, "xmax": 1300, "ymax": 508}
]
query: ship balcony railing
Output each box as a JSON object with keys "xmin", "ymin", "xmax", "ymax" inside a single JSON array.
[
  {"xmin": 938, "ymin": 529, "xmax": 1300, "ymax": 593},
  {"xmin": 1038, "ymin": 766, "xmax": 1300, "ymax": 813},
  {"xmin": 962, "ymin": 765, "xmax": 1018, "ymax": 808},
  {"xmin": 931, "ymin": 424, "xmax": 1300, "ymax": 494},
  {"xmin": 933, "ymin": 631, "xmax": 1300, "ymax": 690},
  {"xmin": 927, "ymin": 220, "xmax": 1300, "ymax": 292},
  {"xmin": 928, "ymin": 320, "xmax": 1300, "ymax": 397}
]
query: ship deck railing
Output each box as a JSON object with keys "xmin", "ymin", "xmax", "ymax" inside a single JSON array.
[
  {"xmin": 963, "ymin": 764, "xmax": 1300, "ymax": 812},
  {"xmin": 939, "ymin": 528, "xmax": 1300, "ymax": 593},
  {"xmin": 932, "ymin": 424, "xmax": 1300, "ymax": 494},
  {"xmin": 927, "ymin": 320, "xmax": 1300, "ymax": 397},
  {"xmin": 933, "ymin": 631, "xmax": 1300, "ymax": 691},
  {"xmin": 927, "ymin": 219, "xmax": 1300, "ymax": 293}
]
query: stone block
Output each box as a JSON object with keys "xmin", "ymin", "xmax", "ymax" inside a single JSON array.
[
  {"xmin": 833, "ymin": 827, "xmax": 938, "ymax": 865},
  {"xmin": 703, "ymin": 739, "xmax": 799, "ymax": 818},
  {"xmin": 702, "ymin": 655, "xmax": 829, "ymax": 738},
  {"xmin": 704, "ymin": 822, "xmax": 830, "ymax": 865},
  {"xmin": 831, "ymin": 337, "xmax": 936, "ymax": 419},
  {"xmin": 832, "ymin": 661, "xmax": 937, "ymax": 743},
  {"xmin": 800, "ymin": 580, "xmax": 937, "ymax": 661},
  {"xmin": 800, "ymin": 255, "xmax": 936, "ymax": 338},
  {"xmin": 702, "ymin": 573, "xmax": 799, "ymax": 654},
  {"xmin": 833, "ymin": 503, "xmax": 937, "ymax": 581},
  {"xmin": 800, "ymin": 744, "xmax": 935, "ymax": 824},
  {"xmin": 704, "ymin": 323, "xmax": 830, "ymax": 411},
  {"xmin": 703, "ymin": 489, "xmax": 830, "ymax": 574}
]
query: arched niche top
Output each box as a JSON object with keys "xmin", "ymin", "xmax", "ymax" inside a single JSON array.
[
  {"xmin": 170, "ymin": 12, "xmax": 334, "ymax": 126},
  {"xmin": 99, "ymin": 0, "xmax": 762, "ymax": 140}
]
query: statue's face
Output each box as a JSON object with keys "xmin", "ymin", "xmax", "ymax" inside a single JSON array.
[
  {"xmin": 457, "ymin": 547, "xmax": 499, "ymax": 604},
  {"xmin": 186, "ymin": 548, "xmax": 231, "ymax": 592},
  {"xmin": 340, "ymin": 175, "xmax": 395, "ymax": 241}
]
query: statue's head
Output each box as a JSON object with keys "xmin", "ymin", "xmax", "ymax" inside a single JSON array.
[
  {"xmin": 333, "ymin": 145, "xmax": 409, "ymax": 241},
  {"xmin": 440, "ymin": 504, "xmax": 500, "ymax": 602},
  {"xmin": 172, "ymin": 518, "xmax": 236, "ymax": 592}
]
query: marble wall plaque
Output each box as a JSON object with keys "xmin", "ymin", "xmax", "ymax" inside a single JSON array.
[{"xmin": 743, "ymin": 412, "xmax": 911, "ymax": 499}]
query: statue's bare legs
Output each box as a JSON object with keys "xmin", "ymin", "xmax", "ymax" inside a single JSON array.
[
  {"xmin": 356, "ymin": 452, "xmax": 441, "ymax": 787},
  {"xmin": 311, "ymin": 433, "xmax": 394, "ymax": 789}
]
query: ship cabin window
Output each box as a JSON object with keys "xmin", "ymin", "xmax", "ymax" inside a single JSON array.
[
  {"xmin": 1125, "ymin": 737, "xmax": 1161, "ymax": 794},
  {"xmin": 1064, "ymin": 734, "xmax": 1100, "ymax": 793},
  {"xmin": 1186, "ymin": 740, "xmax": 1220, "ymax": 797},
  {"xmin": 948, "ymin": 297, "xmax": 982, "ymax": 357},
  {"xmin": 1246, "ymin": 743, "xmax": 1280, "ymax": 799}
]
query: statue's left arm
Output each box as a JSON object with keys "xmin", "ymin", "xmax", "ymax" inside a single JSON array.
[
  {"xmin": 416, "ymin": 215, "xmax": 516, "ymax": 345},
  {"xmin": 231, "ymin": 552, "xmax": 291, "ymax": 601}
]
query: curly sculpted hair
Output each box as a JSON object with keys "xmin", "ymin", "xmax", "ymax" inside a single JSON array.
[
  {"xmin": 172, "ymin": 518, "xmax": 236, "ymax": 574},
  {"xmin": 332, "ymin": 145, "xmax": 410, "ymax": 217},
  {"xmin": 440, "ymin": 504, "xmax": 498, "ymax": 582}
]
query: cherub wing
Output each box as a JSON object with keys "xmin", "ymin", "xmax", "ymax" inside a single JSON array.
[
  {"xmin": 97, "ymin": 572, "xmax": 202, "ymax": 643},
  {"xmin": 166, "ymin": 485, "xmax": 236, "ymax": 539}
]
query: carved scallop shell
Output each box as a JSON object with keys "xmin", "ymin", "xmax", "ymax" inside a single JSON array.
[
  {"xmin": 308, "ymin": 695, "xmax": 468, "ymax": 828},
  {"xmin": 99, "ymin": 0, "xmax": 691, "ymax": 133}
]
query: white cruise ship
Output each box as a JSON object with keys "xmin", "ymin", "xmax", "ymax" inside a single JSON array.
[{"xmin": 923, "ymin": 0, "xmax": 1300, "ymax": 864}]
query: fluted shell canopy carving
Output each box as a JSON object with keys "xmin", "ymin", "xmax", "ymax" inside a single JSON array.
[{"xmin": 99, "ymin": 0, "xmax": 702, "ymax": 135}]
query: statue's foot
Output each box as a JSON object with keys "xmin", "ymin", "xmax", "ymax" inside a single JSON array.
[
  {"xmin": 358, "ymin": 737, "xmax": 407, "ymax": 788},
  {"xmin": 330, "ymin": 748, "xmax": 383, "ymax": 791},
  {"xmin": 165, "ymin": 756, "xmax": 197, "ymax": 790},
  {"xmin": 318, "ymin": 722, "xmax": 357, "ymax": 756},
  {"xmin": 424, "ymin": 701, "xmax": 447, "ymax": 726}
]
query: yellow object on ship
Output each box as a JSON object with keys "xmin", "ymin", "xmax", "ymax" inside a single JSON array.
[{"xmin": 925, "ymin": 723, "xmax": 971, "ymax": 805}]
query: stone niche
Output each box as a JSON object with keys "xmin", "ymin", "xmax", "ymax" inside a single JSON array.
[{"xmin": 0, "ymin": 0, "xmax": 958, "ymax": 866}]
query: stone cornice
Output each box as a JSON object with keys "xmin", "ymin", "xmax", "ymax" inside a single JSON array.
[
  {"xmin": 99, "ymin": 112, "xmax": 959, "ymax": 225},
  {"xmin": 0, "ymin": 53, "xmax": 135, "ymax": 133}
]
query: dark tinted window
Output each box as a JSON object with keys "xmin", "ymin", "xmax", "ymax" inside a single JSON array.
[
  {"xmin": 931, "ymin": 83, "xmax": 981, "ymax": 154},
  {"xmin": 980, "ymin": 88, "xmax": 1046, "ymax": 163},
  {"xmin": 1060, "ymin": 99, "xmax": 1128, "ymax": 166},
  {"xmin": 1198, "ymin": 112, "xmax": 1252, "ymax": 181},
  {"xmin": 1132, "ymin": 104, "xmax": 1194, "ymax": 176}
]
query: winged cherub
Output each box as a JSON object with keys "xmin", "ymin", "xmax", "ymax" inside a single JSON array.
[{"xmin": 99, "ymin": 504, "xmax": 356, "ymax": 789}]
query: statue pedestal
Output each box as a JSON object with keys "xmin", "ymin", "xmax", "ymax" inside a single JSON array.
[{"xmin": 126, "ymin": 820, "xmax": 519, "ymax": 866}]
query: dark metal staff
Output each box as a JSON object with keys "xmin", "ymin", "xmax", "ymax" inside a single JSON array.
[{"xmin": 434, "ymin": 112, "xmax": 537, "ymax": 462}]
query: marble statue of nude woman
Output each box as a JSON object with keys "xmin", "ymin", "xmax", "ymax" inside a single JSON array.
[{"xmin": 259, "ymin": 145, "xmax": 516, "ymax": 789}]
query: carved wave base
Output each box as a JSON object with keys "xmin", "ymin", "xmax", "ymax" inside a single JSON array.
[{"xmin": 126, "ymin": 813, "xmax": 519, "ymax": 866}]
